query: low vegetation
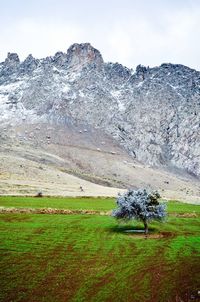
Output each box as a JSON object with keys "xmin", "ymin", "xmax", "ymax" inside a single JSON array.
[{"xmin": 0, "ymin": 196, "xmax": 199, "ymax": 302}]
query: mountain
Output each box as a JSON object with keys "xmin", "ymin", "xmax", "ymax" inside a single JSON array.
[{"xmin": 0, "ymin": 43, "xmax": 200, "ymax": 200}]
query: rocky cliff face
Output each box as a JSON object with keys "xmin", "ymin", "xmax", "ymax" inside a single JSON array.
[{"xmin": 0, "ymin": 43, "xmax": 199, "ymax": 177}]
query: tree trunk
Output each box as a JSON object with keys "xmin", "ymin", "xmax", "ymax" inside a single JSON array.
[{"xmin": 143, "ymin": 220, "xmax": 148, "ymax": 234}]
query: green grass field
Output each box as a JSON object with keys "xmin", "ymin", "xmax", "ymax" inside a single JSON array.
[
  {"xmin": 0, "ymin": 196, "xmax": 200, "ymax": 213},
  {"xmin": 0, "ymin": 196, "xmax": 200, "ymax": 302}
]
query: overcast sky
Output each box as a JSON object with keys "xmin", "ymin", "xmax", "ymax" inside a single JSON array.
[{"xmin": 0, "ymin": 0, "xmax": 199, "ymax": 70}]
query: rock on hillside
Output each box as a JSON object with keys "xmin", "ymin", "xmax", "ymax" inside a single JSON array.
[{"xmin": 0, "ymin": 43, "xmax": 199, "ymax": 178}]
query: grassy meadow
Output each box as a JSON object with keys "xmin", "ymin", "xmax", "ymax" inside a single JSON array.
[{"xmin": 0, "ymin": 196, "xmax": 200, "ymax": 302}]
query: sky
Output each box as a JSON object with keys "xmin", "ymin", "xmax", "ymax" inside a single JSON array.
[{"xmin": 0, "ymin": 0, "xmax": 200, "ymax": 70}]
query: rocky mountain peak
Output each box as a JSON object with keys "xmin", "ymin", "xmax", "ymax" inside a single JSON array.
[
  {"xmin": 24, "ymin": 54, "xmax": 35, "ymax": 62},
  {"xmin": 20, "ymin": 54, "xmax": 39, "ymax": 73},
  {"xmin": 53, "ymin": 51, "xmax": 67, "ymax": 68},
  {"xmin": 66, "ymin": 43, "xmax": 104, "ymax": 70},
  {"xmin": 4, "ymin": 52, "xmax": 20, "ymax": 68},
  {"xmin": 5, "ymin": 52, "xmax": 20, "ymax": 63},
  {"xmin": 135, "ymin": 64, "xmax": 149, "ymax": 80},
  {"xmin": 0, "ymin": 43, "xmax": 199, "ymax": 179},
  {"xmin": 1, "ymin": 52, "xmax": 20, "ymax": 76}
]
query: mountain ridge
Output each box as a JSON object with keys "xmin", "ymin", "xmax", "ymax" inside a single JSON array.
[{"xmin": 0, "ymin": 43, "xmax": 200, "ymax": 180}]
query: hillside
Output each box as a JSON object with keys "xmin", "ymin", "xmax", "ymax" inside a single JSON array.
[{"xmin": 0, "ymin": 43, "xmax": 199, "ymax": 201}]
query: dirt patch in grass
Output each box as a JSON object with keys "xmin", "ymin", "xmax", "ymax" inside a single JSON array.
[
  {"xmin": 0, "ymin": 214, "xmax": 31, "ymax": 222},
  {"xmin": 127, "ymin": 232, "xmax": 175, "ymax": 239},
  {"xmin": 6, "ymin": 246, "xmax": 81, "ymax": 302},
  {"xmin": 85, "ymin": 272, "xmax": 115, "ymax": 301},
  {"xmin": 127, "ymin": 246, "xmax": 200, "ymax": 302},
  {"xmin": 26, "ymin": 263, "xmax": 80, "ymax": 302},
  {"xmin": 33, "ymin": 228, "xmax": 45, "ymax": 234},
  {"xmin": 111, "ymin": 226, "xmax": 176, "ymax": 240},
  {"xmin": 173, "ymin": 257, "xmax": 200, "ymax": 302}
]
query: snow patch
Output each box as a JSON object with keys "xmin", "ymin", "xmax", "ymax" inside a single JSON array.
[
  {"xmin": 0, "ymin": 94, "xmax": 8, "ymax": 105},
  {"xmin": 169, "ymin": 84, "xmax": 179, "ymax": 90},
  {"xmin": 67, "ymin": 71, "xmax": 81, "ymax": 82},
  {"xmin": 62, "ymin": 84, "xmax": 70, "ymax": 93},
  {"xmin": 53, "ymin": 66, "xmax": 59, "ymax": 72},
  {"xmin": 111, "ymin": 90, "xmax": 121, "ymax": 98},
  {"xmin": 79, "ymin": 91, "xmax": 85, "ymax": 98},
  {"xmin": 111, "ymin": 90, "xmax": 125, "ymax": 111},
  {"xmin": 137, "ymin": 82, "xmax": 143, "ymax": 87},
  {"xmin": 0, "ymin": 81, "xmax": 23, "ymax": 93}
]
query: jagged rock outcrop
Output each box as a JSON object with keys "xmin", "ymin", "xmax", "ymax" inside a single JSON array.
[
  {"xmin": 66, "ymin": 43, "xmax": 103, "ymax": 70},
  {"xmin": 5, "ymin": 52, "xmax": 20, "ymax": 65},
  {"xmin": 1, "ymin": 52, "xmax": 20, "ymax": 77},
  {"xmin": 53, "ymin": 52, "xmax": 67, "ymax": 68},
  {"xmin": 20, "ymin": 54, "xmax": 39, "ymax": 73},
  {"xmin": 0, "ymin": 43, "xmax": 199, "ymax": 178}
]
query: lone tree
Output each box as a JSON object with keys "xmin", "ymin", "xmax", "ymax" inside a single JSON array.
[{"xmin": 112, "ymin": 189, "xmax": 166, "ymax": 234}]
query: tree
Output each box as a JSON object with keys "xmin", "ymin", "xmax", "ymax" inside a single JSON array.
[{"xmin": 112, "ymin": 189, "xmax": 166, "ymax": 234}]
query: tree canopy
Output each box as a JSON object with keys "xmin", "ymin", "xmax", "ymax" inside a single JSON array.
[{"xmin": 112, "ymin": 188, "xmax": 166, "ymax": 234}]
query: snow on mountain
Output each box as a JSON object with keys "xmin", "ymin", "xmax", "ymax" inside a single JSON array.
[{"xmin": 0, "ymin": 43, "xmax": 200, "ymax": 178}]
